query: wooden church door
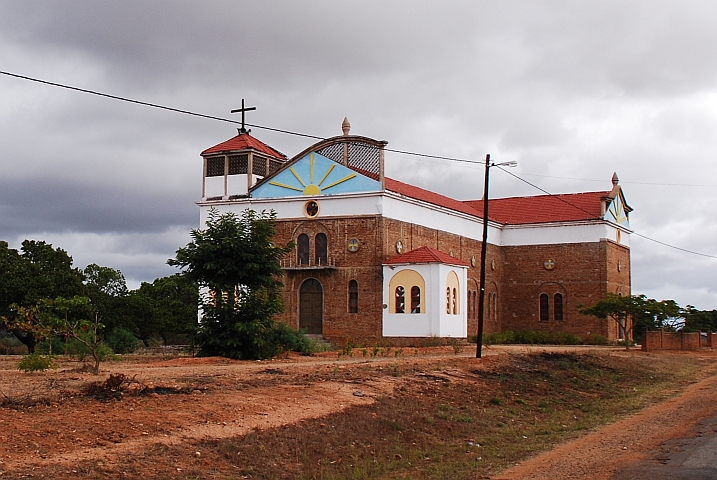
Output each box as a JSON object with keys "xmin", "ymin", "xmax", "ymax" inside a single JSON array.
[{"xmin": 299, "ymin": 278, "xmax": 323, "ymax": 334}]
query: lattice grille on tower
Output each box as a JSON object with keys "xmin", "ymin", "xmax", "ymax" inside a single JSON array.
[
  {"xmin": 269, "ymin": 159, "xmax": 283, "ymax": 174},
  {"xmin": 253, "ymin": 156, "xmax": 267, "ymax": 176},
  {"xmin": 347, "ymin": 142, "xmax": 380, "ymax": 180},
  {"xmin": 316, "ymin": 143, "xmax": 343, "ymax": 164},
  {"xmin": 316, "ymin": 141, "xmax": 380, "ymax": 180},
  {"xmin": 228, "ymin": 154, "xmax": 248, "ymax": 175},
  {"xmin": 206, "ymin": 157, "xmax": 225, "ymax": 177}
]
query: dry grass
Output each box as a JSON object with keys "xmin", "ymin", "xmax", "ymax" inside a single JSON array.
[
  {"xmin": 149, "ymin": 352, "xmax": 709, "ymax": 479},
  {"xmin": 1, "ymin": 350, "xmax": 712, "ymax": 479}
]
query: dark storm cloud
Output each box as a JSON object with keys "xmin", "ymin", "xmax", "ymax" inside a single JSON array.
[
  {"xmin": 0, "ymin": 0, "xmax": 716, "ymax": 306},
  {"xmin": 0, "ymin": 175, "xmax": 196, "ymax": 235}
]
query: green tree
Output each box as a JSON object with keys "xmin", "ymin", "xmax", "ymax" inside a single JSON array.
[
  {"xmin": 83, "ymin": 263, "xmax": 128, "ymax": 332},
  {"xmin": 168, "ymin": 209, "xmax": 293, "ymax": 359},
  {"xmin": 20, "ymin": 240, "xmax": 85, "ymax": 304},
  {"xmin": 682, "ymin": 307, "xmax": 717, "ymax": 333},
  {"xmin": 8, "ymin": 296, "xmax": 108, "ymax": 374},
  {"xmin": 125, "ymin": 274, "xmax": 199, "ymax": 346},
  {"xmin": 0, "ymin": 241, "xmax": 29, "ymax": 318},
  {"xmin": 580, "ymin": 294, "xmax": 684, "ymax": 350},
  {"xmin": 1, "ymin": 240, "xmax": 84, "ymax": 352}
]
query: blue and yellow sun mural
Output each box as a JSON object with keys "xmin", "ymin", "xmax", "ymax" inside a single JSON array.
[
  {"xmin": 252, "ymin": 152, "xmax": 380, "ymax": 199},
  {"xmin": 605, "ymin": 194, "xmax": 629, "ymax": 227}
]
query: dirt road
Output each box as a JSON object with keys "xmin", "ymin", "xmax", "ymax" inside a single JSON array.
[{"xmin": 495, "ymin": 370, "xmax": 717, "ymax": 479}]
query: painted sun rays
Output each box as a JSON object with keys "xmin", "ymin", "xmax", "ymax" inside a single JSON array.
[{"xmin": 269, "ymin": 153, "xmax": 356, "ymax": 196}]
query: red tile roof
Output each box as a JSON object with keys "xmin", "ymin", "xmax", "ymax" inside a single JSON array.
[
  {"xmin": 384, "ymin": 178, "xmax": 482, "ymax": 218},
  {"xmin": 463, "ymin": 192, "xmax": 607, "ymax": 225},
  {"xmin": 201, "ymin": 133, "xmax": 287, "ymax": 159},
  {"xmin": 384, "ymin": 246, "xmax": 470, "ymax": 267},
  {"xmin": 385, "ymin": 177, "xmax": 607, "ymax": 224}
]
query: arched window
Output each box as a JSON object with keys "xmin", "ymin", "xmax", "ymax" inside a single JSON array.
[
  {"xmin": 468, "ymin": 290, "xmax": 478, "ymax": 319},
  {"xmin": 395, "ymin": 286, "xmax": 405, "ymax": 313},
  {"xmin": 446, "ymin": 271, "xmax": 460, "ymax": 315},
  {"xmin": 315, "ymin": 233, "xmax": 328, "ymax": 266},
  {"xmin": 486, "ymin": 291, "xmax": 491, "ymax": 321},
  {"xmin": 411, "ymin": 286, "xmax": 421, "ymax": 313},
  {"xmin": 348, "ymin": 280, "xmax": 358, "ymax": 313},
  {"xmin": 297, "ymin": 234, "xmax": 309, "ymax": 266},
  {"xmin": 539, "ymin": 293, "xmax": 549, "ymax": 322},
  {"xmin": 554, "ymin": 293, "xmax": 564, "ymax": 321},
  {"xmin": 492, "ymin": 293, "xmax": 498, "ymax": 322},
  {"xmin": 388, "ymin": 269, "xmax": 425, "ymax": 314}
]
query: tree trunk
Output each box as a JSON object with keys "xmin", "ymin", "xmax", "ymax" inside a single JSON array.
[
  {"xmin": 13, "ymin": 330, "xmax": 36, "ymax": 353},
  {"xmin": 92, "ymin": 352, "xmax": 101, "ymax": 375}
]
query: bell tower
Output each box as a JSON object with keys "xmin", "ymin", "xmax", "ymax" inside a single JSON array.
[{"xmin": 199, "ymin": 102, "xmax": 287, "ymax": 200}]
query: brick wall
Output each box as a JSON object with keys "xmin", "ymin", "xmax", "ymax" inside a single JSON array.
[
  {"xmin": 642, "ymin": 329, "xmax": 709, "ymax": 351},
  {"xmin": 499, "ymin": 239, "xmax": 630, "ymax": 341},
  {"xmin": 271, "ymin": 214, "xmax": 630, "ymax": 345}
]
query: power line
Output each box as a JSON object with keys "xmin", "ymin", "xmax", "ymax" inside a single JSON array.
[
  {"xmin": 495, "ymin": 166, "xmax": 717, "ymax": 259},
  {"xmin": 2, "ymin": 70, "xmax": 713, "ymax": 258},
  {"xmin": 0, "ymin": 70, "xmax": 325, "ymax": 141},
  {"xmin": 520, "ymin": 172, "xmax": 717, "ymax": 188},
  {"xmin": 0, "ymin": 70, "xmax": 486, "ymax": 165}
]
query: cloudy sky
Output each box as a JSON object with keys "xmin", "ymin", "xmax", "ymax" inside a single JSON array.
[{"xmin": 1, "ymin": 1, "xmax": 716, "ymax": 309}]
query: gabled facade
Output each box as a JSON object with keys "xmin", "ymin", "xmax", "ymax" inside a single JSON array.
[{"xmin": 197, "ymin": 120, "xmax": 633, "ymax": 345}]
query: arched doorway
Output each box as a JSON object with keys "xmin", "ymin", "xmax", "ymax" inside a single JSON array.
[{"xmin": 299, "ymin": 278, "xmax": 323, "ymax": 334}]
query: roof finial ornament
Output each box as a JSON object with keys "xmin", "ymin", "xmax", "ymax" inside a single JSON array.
[
  {"xmin": 612, "ymin": 172, "xmax": 619, "ymax": 186},
  {"xmin": 342, "ymin": 117, "xmax": 351, "ymax": 136},
  {"xmin": 230, "ymin": 99, "xmax": 256, "ymax": 134}
]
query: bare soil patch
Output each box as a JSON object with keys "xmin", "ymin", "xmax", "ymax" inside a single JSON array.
[{"xmin": 0, "ymin": 346, "xmax": 715, "ymax": 479}]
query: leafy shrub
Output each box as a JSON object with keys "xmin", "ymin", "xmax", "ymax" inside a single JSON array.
[
  {"xmin": 485, "ymin": 330, "xmax": 584, "ymax": 345},
  {"xmin": 105, "ymin": 328, "xmax": 139, "ymax": 354},
  {"xmin": 271, "ymin": 325, "xmax": 326, "ymax": 356},
  {"xmin": 17, "ymin": 353, "xmax": 57, "ymax": 372},
  {"xmin": 586, "ymin": 334, "xmax": 609, "ymax": 345}
]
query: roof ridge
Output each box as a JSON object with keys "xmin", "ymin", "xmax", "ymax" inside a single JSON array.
[{"xmin": 201, "ymin": 132, "xmax": 287, "ymax": 158}]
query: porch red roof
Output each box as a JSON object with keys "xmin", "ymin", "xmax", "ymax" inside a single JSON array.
[
  {"xmin": 201, "ymin": 132, "xmax": 287, "ymax": 159},
  {"xmin": 384, "ymin": 246, "xmax": 470, "ymax": 267}
]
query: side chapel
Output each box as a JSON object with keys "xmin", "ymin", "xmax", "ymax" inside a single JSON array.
[{"xmin": 197, "ymin": 118, "xmax": 633, "ymax": 345}]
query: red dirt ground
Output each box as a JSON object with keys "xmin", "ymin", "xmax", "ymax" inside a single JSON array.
[{"xmin": 1, "ymin": 346, "xmax": 715, "ymax": 479}]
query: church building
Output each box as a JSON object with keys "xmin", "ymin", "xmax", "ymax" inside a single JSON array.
[{"xmin": 197, "ymin": 118, "xmax": 633, "ymax": 346}]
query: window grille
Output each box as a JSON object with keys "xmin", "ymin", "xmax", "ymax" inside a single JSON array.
[
  {"xmin": 206, "ymin": 157, "xmax": 225, "ymax": 177},
  {"xmin": 228, "ymin": 154, "xmax": 248, "ymax": 175},
  {"xmin": 269, "ymin": 159, "xmax": 283, "ymax": 174},
  {"xmin": 395, "ymin": 286, "xmax": 405, "ymax": 314},
  {"xmin": 315, "ymin": 233, "xmax": 328, "ymax": 266},
  {"xmin": 410, "ymin": 286, "xmax": 421, "ymax": 313},
  {"xmin": 297, "ymin": 234, "xmax": 309, "ymax": 266},
  {"xmin": 349, "ymin": 280, "xmax": 358, "ymax": 313},
  {"xmin": 554, "ymin": 293, "xmax": 564, "ymax": 321},
  {"xmin": 539, "ymin": 294, "xmax": 550, "ymax": 322},
  {"xmin": 252, "ymin": 156, "xmax": 267, "ymax": 176}
]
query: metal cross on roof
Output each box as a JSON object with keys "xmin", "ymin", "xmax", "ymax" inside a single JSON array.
[{"xmin": 230, "ymin": 99, "xmax": 256, "ymax": 134}]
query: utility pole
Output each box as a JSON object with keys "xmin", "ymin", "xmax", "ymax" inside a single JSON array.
[
  {"xmin": 476, "ymin": 155, "xmax": 517, "ymax": 359},
  {"xmin": 476, "ymin": 154, "xmax": 490, "ymax": 358}
]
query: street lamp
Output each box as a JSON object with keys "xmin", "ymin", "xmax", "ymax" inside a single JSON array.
[{"xmin": 476, "ymin": 154, "xmax": 517, "ymax": 358}]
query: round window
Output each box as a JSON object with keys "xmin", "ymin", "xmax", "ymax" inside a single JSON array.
[{"xmin": 304, "ymin": 200, "xmax": 320, "ymax": 218}]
